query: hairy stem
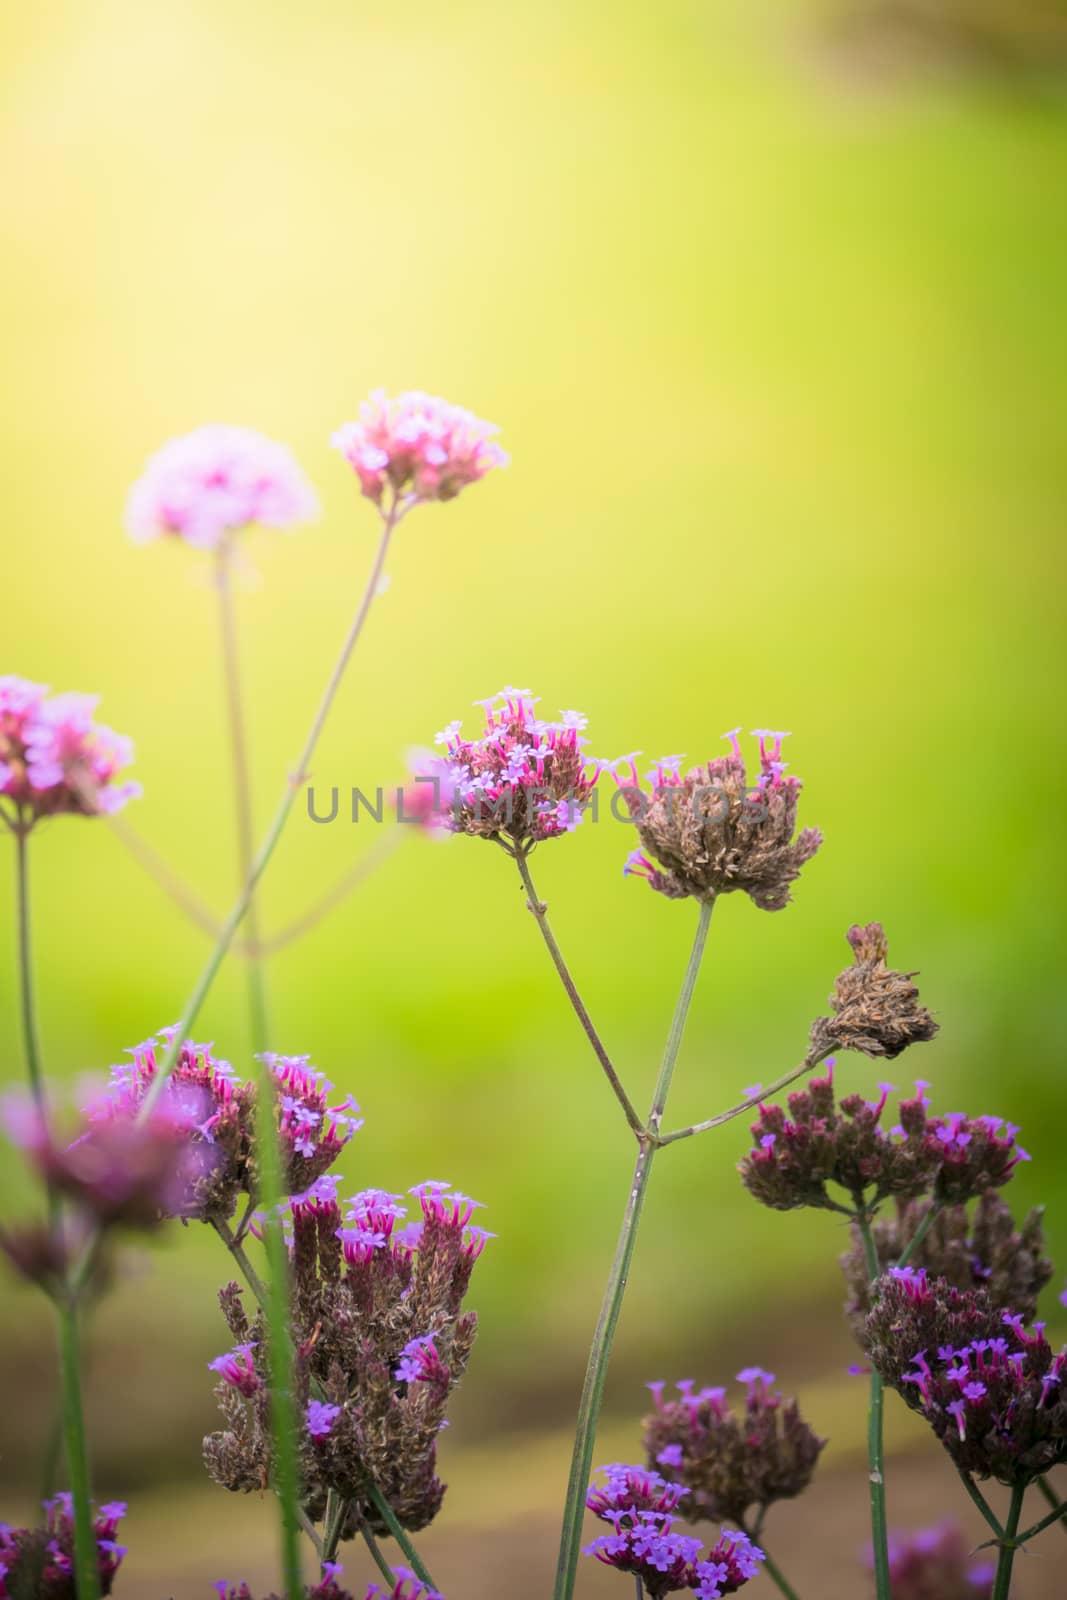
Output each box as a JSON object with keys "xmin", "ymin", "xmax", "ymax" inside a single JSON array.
[
  {"xmin": 992, "ymin": 1483, "xmax": 1025, "ymax": 1600},
  {"xmin": 139, "ymin": 494, "xmax": 404, "ymax": 1119},
  {"xmin": 856, "ymin": 1213, "xmax": 891, "ymax": 1600},
  {"xmin": 894, "ymin": 1201, "xmax": 941, "ymax": 1271},
  {"xmin": 366, "ymin": 1482, "xmax": 438, "ymax": 1587},
  {"xmin": 514, "ymin": 845, "xmax": 644, "ymax": 1138},
  {"xmin": 105, "ymin": 814, "xmax": 222, "ymax": 939},
  {"xmin": 55, "ymin": 1296, "xmax": 101, "ymax": 1600},
  {"xmin": 13, "ymin": 825, "xmax": 47, "ymax": 1117},
  {"xmin": 754, "ymin": 1543, "xmax": 802, "ymax": 1600},
  {"xmin": 956, "ymin": 1470, "xmax": 1004, "ymax": 1541},
  {"xmin": 1035, "ymin": 1475, "xmax": 1067, "ymax": 1538},
  {"xmin": 656, "ymin": 1048, "xmax": 829, "ymax": 1146},
  {"xmin": 553, "ymin": 898, "xmax": 714, "ymax": 1600},
  {"xmin": 216, "ymin": 536, "xmax": 270, "ymax": 1048},
  {"xmin": 1015, "ymin": 1491, "xmax": 1067, "ymax": 1546}
]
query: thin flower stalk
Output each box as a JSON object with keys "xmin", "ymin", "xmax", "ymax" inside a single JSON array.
[
  {"xmin": 55, "ymin": 1294, "xmax": 101, "ymax": 1600},
  {"xmin": 1036, "ymin": 1475, "xmax": 1067, "ymax": 1538},
  {"xmin": 553, "ymin": 898, "xmax": 714, "ymax": 1600},
  {"xmin": 215, "ymin": 533, "xmax": 270, "ymax": 1046},
  {"xmin": 856, "ymin": 1213, "xmax": 891, "ymax": 1600},
  {"xmin": 992, "ymin": 1484, "xmax": 1025, "ymax": 1600},
  {"xmin": 513, "ymin": 845, "xmax": 644, "ymax": 1138},
  {"xmin": 656, "ymin": 1049, "xmax": 830, "ymax": 1147},
  {"xmin": 139, "ymin": 491, "xmax": 406, "ymax": 1120}
]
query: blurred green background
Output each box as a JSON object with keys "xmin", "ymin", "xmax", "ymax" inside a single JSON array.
[{"xmin": 2, "ymin": 0, "xmax": 1066, "ymax": 1591}]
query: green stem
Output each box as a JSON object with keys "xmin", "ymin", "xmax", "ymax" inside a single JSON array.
[
  {"xmin": 553, "ymin": 898, "xmax": 714, "ymax": 1600},
  {"xmin": 139, "ymin": 494, "xmax": 404, "ymax": 1120},
  {"xmin": 216, "ymin": 536, "xmax": 270, "ymax": 1049},
  {"xmin": 55, "ymin": 1297, "xmax": 101, "ymax": 1600},
  {"xmin": 656, "ymin": 1048, "xmax": 829, "ymax": 1146},
  {"xmin": 513, "ymin": 845, "xmax": 644, "ymax": 1139},
  {"xmin": 956, "ymin": 1470, "xmax": 1004, "ymax": 1541},
  {"xmin": 894, "ymin": 1202, "xmax": 941, "ymax": 1271},
  {"xmin": 992, "ymin": 1484, "xmax": 1025, "ymax": 1599},
  {"xmin": 13, "ymin": 825, "xmax": 47, "ymax": 1117},
  {"xmin": 1036, "ymin": 1476, "xmax": 1067, "ymax": 1538},
  {"xmin": 1015, "ymin": 1491, "xmax": 1067, "ymax": 1547},
  {"xmin": 217, "ymin": 537, "xmax": 301, "ymax": 1596},
  {"xmin": 856, "ymin": 1212, "xmax": 891, "ymax": 1600},
  {"xmin": 755, "ymin": 1543, "xmax": 802, "ymax": 1600},
  {"xmin": 366, "ymin": 1481, "xmax": 438, "ymax": 1587},
  {"xmin": 256, "ymin": 1093, "xmax": 303, "ymax": 1599}
]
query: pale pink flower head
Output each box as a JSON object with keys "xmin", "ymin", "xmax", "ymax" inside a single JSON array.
[
  {"xmin": 126, "ymin": 424, "xmax": 319, "ymax": 549},
  {"xmin": 0, "ymin": 677, "xmax": 140, "ymax": 825},
  {"xmin": 331, "ymin": 390, "xmax": 508, "ymax": 507}
]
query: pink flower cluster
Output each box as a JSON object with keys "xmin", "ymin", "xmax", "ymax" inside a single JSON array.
[
  {"xmin": 0, "ymin": 676, "xmax": 140, "ymax": 825},
  {"xmin": 425, "ymin": 688, "xmax": 600, "ymax": 845},
  {"xmin": 126, "ymin": 424, "xmax": 319, "ymax": 549},
  {"xmin": 332, "ymin": 390, "xmax": 507, "ymax": 506}
]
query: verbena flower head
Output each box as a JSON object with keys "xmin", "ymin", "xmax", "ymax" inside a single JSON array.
[
  {"xmin": 740, "ymin": 1070, "xmax": 1021, "ymax": 1215},
  {"xmin": 841, "ymin": 1190, "xmax": 1053, "ymax": 1337},
  {"xmin": 100, "ymin": 1034, "xmax": 360, "ymax": 1221},
  {"xmin": 331, "ymin": 390, "xmax": 507, "ymax": 507},
  {"xmin": 430, "ymin": 689, "xmax": 599, "ymax": 846},
  {"xmin": 864, "ymin": 1270, "xmax": 1067, "ymax": 1485},
  {"xmin": 642, "ymin": 1369, "xmax": 825, "ymax": 1526},
  {"xmin": 810, "ymin": 922, "xmax": 939, "ymax": 1060},
  {"xmin": 868, "ymin": 1522, "xmax": 995, "ymax": 1599},
  {"xmin": 0, "ymin": 677, "xmax": 140, "ymax": 826},
  {"xmin": 205, "ymin": 1179, "xmax": 491, "ymax": 1535},
  {"xmin": 126, "ymin": 425, "xmax": 318, "ymax": 549},
  {"xmin": 613, "ymin": 729, "xmax": 821, "ymax": 910},
  {"xmin": 583, "ymin": 1465, "xmax": 764, "ymax": 1598},
  {"xmin": 0, "ymin": 1494, "xmax": 127, "ymax": 1597}
]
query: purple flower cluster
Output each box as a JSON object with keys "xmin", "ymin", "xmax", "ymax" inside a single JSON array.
[
  {"xmin": 642, "ymin": 1369, "xmax": 825, "ymax": 1526},
  {"xmin": 98, "ymin": 1033, "xmax": 361, "ymax": 1221},
  {"xmin": 0, "ymin": 676, "xmax": 140, "ymax": 826},
  {"xmin": 0, "ymin": 1494, "xmax": 127, "ymax": 1598},
  {"xmin": 871, "ymin": 1522, "xmax": 995, "ymax": 1599},
  {"xmin": 205, "ymin": 1179, "xmax": 491, "ymax": 1533},
  {"xmin": 611, "ymin": 728, "xmax": 821, "ymax": 910},
  {"xmin": 426, "ymin": 689, "xmax": 601, "ymax": 845},
  {"xmin": 583, "ymin": 1465, "xmax": 764, "ymax": 1598},
  {"xmin": 865, "ymin": 1268, "xmax": 1067, "ymax": 1484},
  {"xmin": 740, "ymin": 1069, "xmax": 1027, "ymax": 1214},
  {"xmin": 213, "ymin": 1565, "xmax": 442, "ymax": 1600},
  {"xmin": 126, "ymin": 424, "xmax": 318, "ymax": 549}
]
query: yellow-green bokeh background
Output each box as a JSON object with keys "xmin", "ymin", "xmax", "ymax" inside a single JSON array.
[{"xmin": 2, "ymin": 0, "xmax": 1066, "ymax": 1587}]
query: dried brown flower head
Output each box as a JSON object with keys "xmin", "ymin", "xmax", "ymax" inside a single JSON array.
[{"xmin": 810, "ymin": 923, "xmax": 938, "ymax": 1060}]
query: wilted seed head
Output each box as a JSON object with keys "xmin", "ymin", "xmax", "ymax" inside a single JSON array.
[
  {"xmin": 868, "ymin": 1522, "xmax": 994, "ymax": 1600},
  {"xmin": 0, "ymin": 676, "xmax": 141, "ymax": 827},
  {"xmin": 331, "ymin": 390, "xmax": 507, "ymax": 507},
  {"xmin": 614, "ymin": 730, "xmax": 821, "ymax": 910},
  {"xmin": 642, "ymin": 1369, "xmax": 825, "ymax": 1527},
  {"xmin": 810, "ymin": 923, "xmax": 938, "ymax": 1060},
  {"xmin": 864, "ymin": 1268, "xmax": 1067, "ymax": 1486},
  {"xmin": 841, "ymin": 1191, "xmax": 1054, "ymax": 1338}
]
